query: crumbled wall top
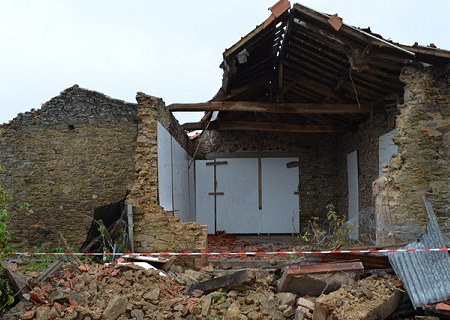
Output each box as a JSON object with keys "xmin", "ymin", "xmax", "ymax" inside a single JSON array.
[{"xmin": 2, "ymin": 85, "xmax": 138, "ymax": 131}]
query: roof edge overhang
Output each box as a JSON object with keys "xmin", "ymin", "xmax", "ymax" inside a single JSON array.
[{"xmin": 223, "ymin": 0, "xmax": 291, "ymax": 59}]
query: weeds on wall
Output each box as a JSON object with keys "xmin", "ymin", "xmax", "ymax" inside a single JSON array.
[
  {"xmin": 98, "ymin": 221, "xmax": 129, "ymax": 262},
  {"xmin": 0, "ymin": 166, "xmax": 15, "ymax": 314},
  {"xmin": 300, "ymin": 204, "xmax": 356, "ymax": 249}
]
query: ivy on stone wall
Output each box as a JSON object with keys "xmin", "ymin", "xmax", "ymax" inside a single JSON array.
[
  {"xmin": 0, "ymin": 166, "xmax": 14, "ymax": 315},
  {"xmin": 0, "ymin": 166, "xmax": 11, "ymax": 256}
]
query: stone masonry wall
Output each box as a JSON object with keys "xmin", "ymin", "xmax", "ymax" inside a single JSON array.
[
  {"xmin": 128, "ymin": 93, "xmax": 206, "ymax": 252},
  {"xmin": 374, "ymin": 65, "xmax": 450, "ymax": 243},
  {"xmin": 0, "ymin": 85, "xmax": 138, "ymax": 248},
  {"xmin": 194, "ymin": 131, "xmax": 342, "ymax": 230},
  {"xmin": 337, "ymin": 111, "xmax": 396, "ymax": 242}
]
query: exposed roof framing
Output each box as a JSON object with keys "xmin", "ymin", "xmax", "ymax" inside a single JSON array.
[
  {"xmin": 173, "ymin": 1, "xmax": 450, "ymax": 133},
  {"xmin": 168, "ymin": 102, "xmax": 374, "ymax": 114},
  {"xmin": 182, "ymin": 120, "xmax": 351, "ymax": 133}
]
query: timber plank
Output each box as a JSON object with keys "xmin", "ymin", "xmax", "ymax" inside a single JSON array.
[
  {"xmin": 169, "ymin": 101, "xmax": 372, "ymax": 114},
  {"xmin": 187, "ymin": 270, "xmax": 255, "ymax": 295}
]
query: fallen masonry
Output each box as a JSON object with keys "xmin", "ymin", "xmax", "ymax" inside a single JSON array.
[
  {"xmin": 313, "ymin": 275, "xmax": 404, "ymax": 320},
  {"xmin": 277, "ymin": 261, "xmax": 364, "ymax": 296},
  {"xmin": 3, "ymin": 202, "xmax": 450, "ymax": 320},
  {"xmin": 2, "ymin": 249, "xmax": 450, "ymax": 320}
]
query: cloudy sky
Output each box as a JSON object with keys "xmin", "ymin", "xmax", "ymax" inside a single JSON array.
[{"xmin": 1, "ymin": 0, "xmax": 449, "ymax": 125}]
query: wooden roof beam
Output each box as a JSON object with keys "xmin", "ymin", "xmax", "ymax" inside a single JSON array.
[
  {"xmin": 182, "ymin": 120, "xmax": 353, "ymax": 133},
  {"xmin": 169, "ymin": 101, "xmax": 374, "ymax": 114}
]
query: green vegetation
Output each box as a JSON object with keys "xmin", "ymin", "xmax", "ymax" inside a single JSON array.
[
  {"xmin": 0, "ymin": 166, "xmax": 14, "ymax": 314},
  {"xmin": 300, "ymin": 203, "xmax": 356, "ymax": 249}
]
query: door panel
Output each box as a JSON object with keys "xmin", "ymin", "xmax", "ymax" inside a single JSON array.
[
  {"xmin": 157, "ymin": 123, "xmax": 173, "ymax": 211},
  {"xmin": 347, "ymin": 151, "xmax": 359, "ymax": 240},
  {"xmin": 261, "ymin": 158, "xmax": 299, "ymax": 233},
  {"xmin": 216, "ymin": 158, "xmax": 261, "ymax": 233},
  {"xmin": 195, "ymin": 160, "xmax": 215, "ymax": 233},
  {"xmin": 172, "ymin": 140, "xmax": 191, "ymax": 221},
  {"xmin": 195, "ymin": 157, "xmax": 299, "ymax": 234}
]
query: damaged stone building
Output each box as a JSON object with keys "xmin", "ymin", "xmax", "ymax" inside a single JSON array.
[{"xmin": 1, "ymin": 1, "xmax": 450, "ymax": 251}]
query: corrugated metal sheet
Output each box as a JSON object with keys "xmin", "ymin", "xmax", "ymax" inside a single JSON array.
[{"xmin": 388, "ymin": 197, "xmax": 450, "ymax": 308}]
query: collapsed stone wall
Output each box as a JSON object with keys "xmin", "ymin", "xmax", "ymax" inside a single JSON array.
[
  {"xmin": 128, "ymin": 93, "xmax": 206, "ymax": 252},
  {"xmin": 0, "ymin": 85, "xmax": 139, "ymax": 247},
  {"xmin": 374, "ymin": 65, "xmax": 450, "ymax": 243},
  {"xmin": 338, "ymin": 111, "xmax": 397, "ymax": 242},
  {"xmin": 193, "ymin": 130, "xmax": 342, "ymax": 229}
]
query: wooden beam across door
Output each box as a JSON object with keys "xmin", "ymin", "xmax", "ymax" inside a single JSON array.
[
  {"xmin": 182, "ymin": 120, "xmax": 353, "ymax": 133},
  {"xmin": 168, "ymin": 101, "xmax": 373, "ymax": 114}
]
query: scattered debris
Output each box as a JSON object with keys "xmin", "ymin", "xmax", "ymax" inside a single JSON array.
[
  {"xmin": 1, "ymin": 263, "xmax": 29, "ymax": 299},
  {"xmin": 313, "ymin": 275, "xmax": 403, "ymax": 320},
  {"xmin": 278, "ymin": 261, "xmax": 364, "ymax": 296},
  {"xmin": 3, "ymin": 219, "xmax": 449, "ymax": 319},
  {"xmin": 388, "ymin": 197, "xmax": 450, "ymax": 308},
  {"xmin": 187, "ymin": 270, "xmax": 255, "ymax": 295}
]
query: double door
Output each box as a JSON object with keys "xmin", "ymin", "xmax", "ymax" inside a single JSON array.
[{"xmin": 196, "ymin": 158, "xmax": 299, "ymax": 234}]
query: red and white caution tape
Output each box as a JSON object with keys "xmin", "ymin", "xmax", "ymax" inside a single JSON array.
[{"xmin": 7, "ymin": 247, "xmax": 450, "ymax": 257}]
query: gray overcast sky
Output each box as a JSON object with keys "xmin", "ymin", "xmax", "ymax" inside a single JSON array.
[{"xmin": 1, "ymin": 1, "xmax": 449, "ymax": 125}]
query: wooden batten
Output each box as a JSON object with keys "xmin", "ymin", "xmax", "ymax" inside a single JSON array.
[
  {"xmin": 182, "ymin": 120, "xmax": 352, "ymax": 133},
  {"xmin": 169, "ymin": 101, "xmax": 372, "ymax": 114}
]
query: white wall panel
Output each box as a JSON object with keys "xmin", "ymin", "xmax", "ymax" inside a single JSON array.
[
  {"xmin": 157, "ymin": 123, "xmax": 173, "ymax": 212},
  {"xmin": 379, "ymin": 130, "xmax": 398, "ymax": 177},
  {"xmin": 261, "ymin": 158, "xmax": 299, "ymax": 233},
  {"xmin": 347, "ymin": 151, "xmax": 359, "ymax": 240},
  {"xmin": 216, "ymin": 158, "xmax": 261, "ymax": 233},
  {"xmin": 172, "ymin": 140, "xmax": 191, "ymax": 222},
  {"xmin": 188, "ymin": 161, "xmax": 196, "ymax": 223},
  {"xmin": 195, "ymin": 160, "xmax": 215, "ymax": 233},
  {"xmin": 157, "ymin": 122, "xmax": 194, "ymax": 222}
]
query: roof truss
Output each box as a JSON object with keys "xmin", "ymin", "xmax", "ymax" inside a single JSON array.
[{"xmin": 169, "ymin": 101, "xmax": 374, "ymax": 114}]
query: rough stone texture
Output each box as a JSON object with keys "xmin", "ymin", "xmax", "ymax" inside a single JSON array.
[
  {"xmin": 313, "ymin": 276, "xmax": 402, "ymax": 320},
  {"xmin": 374, "ymin": 65, "xmax": 450, "ymax": 243},
  {"xmin": 0, "ymin": 86, "xmax": 206, "ymax": 252},
  {"xmin": 129, "ymin": 93, "xmax": 207, "ymax": 252},
  {"xmin": 2, "ymin": 262, "xmax": 299, "ymax": 320},
  {"xmin": 0, "ymin": 85, "xmax": 139, "ymax": 247},
  {"xmin": 102, "ymin": 295, "xmax": 127, "ymax": 320},
  {"xmin": 133, "ymin": 212, "xmax": 207, "ymax": 252},
  {"xmin": 194, "ymin": 131, "xmax": 342, "ymax": 230},
  {"xmin": 338, "ymin": 111, "xmax": 396, "ymax": 242}
]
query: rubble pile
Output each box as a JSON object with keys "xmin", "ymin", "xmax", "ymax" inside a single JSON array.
[
  {"xmin": 2, "ymin": 261, "xmax": 310, "ymax": 320},
  {"xmin": 314, "ymin": 274, "xmax": 403, "ymax": 320}
]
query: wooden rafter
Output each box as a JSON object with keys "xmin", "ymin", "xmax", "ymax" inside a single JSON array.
[
  {"xmin": 275, "ymin": 13, "xmax": 295, "ymax": 102},
  {"xmin": 182, "ymin": 120, "xmax": 352, "ymax": 133},
  {"xmin": 168, "ymin": 101, "xmax": 373, "ymax": 114}
]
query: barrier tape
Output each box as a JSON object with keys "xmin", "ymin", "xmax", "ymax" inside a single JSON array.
[{"xmin": 7, "ymin": 247, "xmax": 450, "ymax": 257}]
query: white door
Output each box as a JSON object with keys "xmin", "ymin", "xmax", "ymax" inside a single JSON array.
[
  {"xmin": 261, "ymin": 158, "xmax": 299, "ymax": 233},
  {"xmin": 195, "ymin": 160, "xmax": 215, "ymax": 233},
  {"xmin": 347, "ymin": 151, "xmax": 359, "ymax": 240},
  {"xmin": 216, "ymin": 158, "xmax": 261, "ymax": 233},
  {"xmin": 195, "ymin": 158, "xmax": 299, "ymax": 234}
]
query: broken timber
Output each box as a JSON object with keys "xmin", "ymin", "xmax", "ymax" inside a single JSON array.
[
  {"xmin": 1, "ymin": 264, "xmax": 29, "ymax": 299},
  {"xmin": 81, "ymin": 219, "xmax": 126, "ymax": 253},
  {"xmin": 278, "ymin": 261, "xmax": 364, "ymax": 296},
  {"xmin": 187, "ymin": 270, "xmax": 255, "ymax": 295}
]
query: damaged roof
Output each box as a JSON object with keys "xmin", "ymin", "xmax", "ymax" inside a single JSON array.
[
  {"xmin": 170, "ymin": 0, "xmax": 450, "ymax": 133},
  {"xmin": 388, "ymin": 197, "xmax": 450, "ymax": 309}
]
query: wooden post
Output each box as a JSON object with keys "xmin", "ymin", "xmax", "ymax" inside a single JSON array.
[
  {"xmin": 258, "ymin": 144, "xmax": 262, "ymax": 210},
  {"xmin": 127, "ymin": 203, "xmax": 134, "ymax": 252},
  {"xmin": 206, "ymin": 161, "xmax": 227, "ymax": 233}
]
